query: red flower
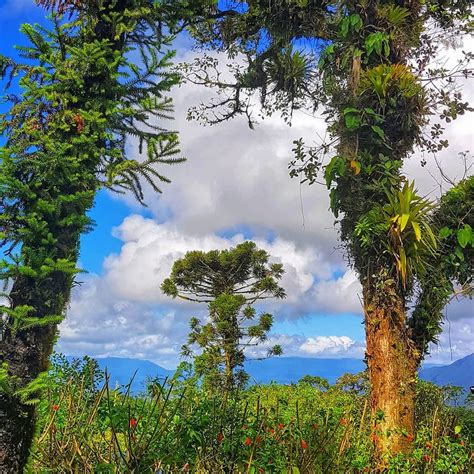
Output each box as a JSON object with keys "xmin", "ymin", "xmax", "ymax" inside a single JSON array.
[
  {"xmin": 217, "ymin": 432, "xmax": 224, "ymax": 442},
  {"xmin": 406, "ymin": 433, "xmax": 414, "ymax": 442},
  {"xmin": 278, "ymin": 423, "xmax": 284, "ymax": 430},
  {"xmin": 52, "ymin": 404, "xmax": 59, "ymax": 412},
  {"xmin": 301, "ymin": 439, "xmax": 308, "ymax": 450},
  {"xmin": 244, "ymin": 437, "xmax": 252, "ymax": 446},
  {"xmin": 425, "ymin": 441, "xmax": 433, "ymax": 449},
  {"xmin": 269, "ymin": 428, "xmax": 275, "ymax": 434},
  {"xmin": 256, "ymin": 436, "xmax": 262, "ymax": 445},
  {"xmin": 371, "ymin": 433, "xmax": 379, "ymax": 443},
  {"xmin": 423, "ymin": 454, "xmax": 431, "ymax": 463},
  {"xmin": 129, "ymin": 417, "xmax": 137, "ymax": 428},
  {"xmin": 340, "ymin": 418, "xmax": 349, "ymax": 426}
]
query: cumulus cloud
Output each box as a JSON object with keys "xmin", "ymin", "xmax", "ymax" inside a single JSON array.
[
  {"xmin": 100, "ymin": 214, "xmax": 340, "ymax": 315},
  {"xmin": 299, "ymin": 336, "xmax": 357, "ymax": 355},
  {"xmin": 60, "ymin": 43, "xmax": 473, "ymax": 367}
]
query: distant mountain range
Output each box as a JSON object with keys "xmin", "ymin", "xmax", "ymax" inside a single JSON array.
[
  {"xmin": 80, "ymin": 353, "xmax": 473, "ymax": 396},
  {"xmin": 419, "ymin": 353, "xmax": 474, "ymax": 395}
]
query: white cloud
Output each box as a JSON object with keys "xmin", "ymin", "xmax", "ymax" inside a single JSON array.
[
  {"xmin": 60, "ymin": 43, "xmax": 473, "ymax": 367},
  {"xmin": 300, "ymin": 335, "xmax": 356, "ymax": 355}
]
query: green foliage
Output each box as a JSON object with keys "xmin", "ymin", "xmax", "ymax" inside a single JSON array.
[
  {"xmin": 185, "ymin": 0, "xmax": 473, "ymax": 368},
  {"xmin": 27, "ymin": 356, "xmax": 474, "ymax": 473},
  {"xmin": 0, "ymin": 0, "xmax": 190, "ymax": 402},
  {"xmin": 162, "ymin": 242, "xmax": 286, "ymax": 393}
]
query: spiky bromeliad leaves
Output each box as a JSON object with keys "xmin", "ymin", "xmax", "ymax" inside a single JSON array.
[
  {"xmin": 182, "ymin": 0, "xmax": 473, "ymax": 459},
  {"xmin": 0, "ymin": 0, "xmax": 205, "ymax": 469},
  {"xmin": 162, "ymin": 241, "xmax": 286, "ymax": 394}
]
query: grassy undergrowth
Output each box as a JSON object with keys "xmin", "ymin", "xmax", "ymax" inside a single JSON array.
[{"xmin": 27, "ymin": 355, "xmax": 474, "ymax": 473}]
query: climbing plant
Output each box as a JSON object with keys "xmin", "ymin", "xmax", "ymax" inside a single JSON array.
[
  {"xmin": 184, "ymin": 0, "xmax": 473, "ymax": 460},
  {"xmin": 0, "ymin": 0, "xmax": 214, "ymax": 469}
]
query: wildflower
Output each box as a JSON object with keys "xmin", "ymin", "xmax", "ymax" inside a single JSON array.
[
  {"xmin": 217, "ymin": 432, "xmax": 224, "ymax": 442},
  {"xmin": 269, "ymin": 427, "xmax": 275, "ymax": 434},
  {"xmin": 425, "ymin": 441, "xmax": 433, "ymax": 449},
  {"xmin": 244, "ymin": 437, "xmax": 252, "ymax": 446},
  {"xmin": 423, "ymin": 454, "xmax": 431, "ymax": 462},
  {"xmin": 301, "ymin": 439, "xmax": 308, "ymax": 450},
  {"xmin": 278, "ymin": 423, "xmax": 284, "ymax": 430},
  {"xmin": 52, "ymin": 404, "xmax": 59, "ymax": 412},
  {"xmin": 406, "ymin": 433, "xmax": 414, "ymax": 442},
  {"xmin": 256, "ymin": 436, "xmax": 262, "ymax": 445},
  {"xmin": 340, "ymin": 418, "xmax": 349, "ymax": 426},
  {"xmin": 370, "ymin": 433, "xmax": 379, "ymax": 443},
  {"xmin": 460, "ymin": 441, "xmax": 465, "ymax": 447},
  {"xmin": 129, "ymin": 417, "xmax": 138, "ymax": 428},
  {"xmin": 182, "ymin": 463, "xmax": 190, "ymax": 472}
]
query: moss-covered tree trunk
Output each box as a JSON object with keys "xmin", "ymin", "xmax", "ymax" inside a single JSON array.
[
  {"xmin": 0, "ymin": 219, "xmax": 86, "ymax": 471},
  {"xmin": 364, "ymin": 281, "xmax": 418, "ymax": 459},
  {"xmin": 0, "ymin": 1, "xmax": 164, "ymax": 469}
]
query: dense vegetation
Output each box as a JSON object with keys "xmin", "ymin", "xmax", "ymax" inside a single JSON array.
[
  {"xmin": 27, "ymin": 355, "xmax": 474, "ymax": 473},
  {"xmin": 0, "ymin": 0, "xmax": 472, "ymax": 471}
]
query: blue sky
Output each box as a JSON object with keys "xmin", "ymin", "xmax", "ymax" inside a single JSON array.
[{"xmin": 0, "ymin": 0, "xmax": 472, "ymax": 367}]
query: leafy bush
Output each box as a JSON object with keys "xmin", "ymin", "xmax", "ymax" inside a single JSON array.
[{"xmin": 28, "ymin": 356, "xmax": 474, "ymax": 473}]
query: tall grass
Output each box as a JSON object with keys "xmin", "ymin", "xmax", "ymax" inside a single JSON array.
[{"xmin": 27, "ymin": 356, "xmax": 474, "ymax": 473}]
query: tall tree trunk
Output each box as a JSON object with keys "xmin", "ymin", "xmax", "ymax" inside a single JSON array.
[
  {"xmin": 364, "ymin": 281, "xmax": 418, "ymax": 460},
  {"xmin": 0, "ymin": 247, "xmax": 77, "ymax": 471}
]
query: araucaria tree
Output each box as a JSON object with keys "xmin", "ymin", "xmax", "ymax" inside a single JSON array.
[
  {"xmin": 0, "ymin": 0, "xmax": 205, "ymax": 469},
  {"xmin": 185, "ymin": 0, "xmax": 473, "ymax": 459},
  {"xmin": 162, "ymin": 241, "xmax": 286, "ymax": 393}
]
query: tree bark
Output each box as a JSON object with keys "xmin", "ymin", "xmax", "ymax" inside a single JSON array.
[
  {"xmin": 0, "ymin": 262, "xmax": 75, "ymax": 471},
  {"xmin": 364, "ymin": 281, "xmax": 418, "ymax": 461}
]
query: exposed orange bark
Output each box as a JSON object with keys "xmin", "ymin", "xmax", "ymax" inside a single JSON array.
[{"xmin": 364, "ymin": 282, "xmax": 419, "ymax": 462}]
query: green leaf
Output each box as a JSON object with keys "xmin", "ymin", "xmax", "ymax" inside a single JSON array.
[
  {"xmin": 400, "ymin": 214, "xmax": 409, "ymax": 232},
  {"xmin": 438, "ymin": 227, "xmax": 452, "ymax": 239},
  {"xmin": 412, "ymin": 221, "xmax": 421, "ymax": 241},
  {"xmin": 371, "ymin": 125, "xmax": 385, "ymax": 140},
  {"xmin": 344, "ymin": 112, "xmax": 360, "ymax": 130},
  {"xmin": 457, "ymin": 225, "xmax": 472, "ymax": 248}
]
